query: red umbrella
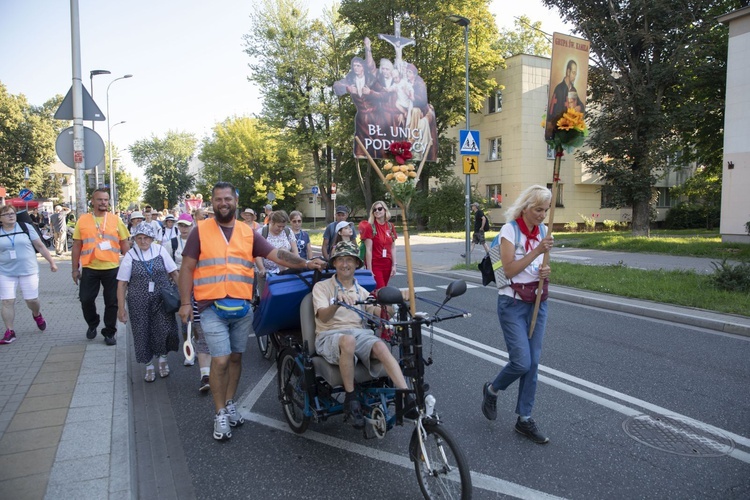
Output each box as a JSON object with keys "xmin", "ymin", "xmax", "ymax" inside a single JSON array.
[{"xmin": 5, "ymin": 198, "xmax": 40, "ymax": 209}]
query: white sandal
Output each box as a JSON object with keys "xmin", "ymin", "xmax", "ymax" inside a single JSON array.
[
  {"xmin": 158, "ymin": 357, "xmax": 170, "ymax": 378},
  {"xmin": 144, "ymin": 365, "xmax": 156, "ymax": 383}
]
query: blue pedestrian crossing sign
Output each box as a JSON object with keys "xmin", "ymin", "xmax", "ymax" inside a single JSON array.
[{"xmin": 459, "ymin": 130, "xmax": 480, "ymax": 156}]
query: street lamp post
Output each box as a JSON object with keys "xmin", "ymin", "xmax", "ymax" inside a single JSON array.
[
  {"xmin": 89, "ymin": 69, "xmax": 111, "ymax": 187},
  {"xmin": 106, "ymin": 74, "xmax": 132, "ymax": 212},
  {"xmin": 107, "ymin": 121, "xmax": 126, "ymax": 211},
  {"xmin": 448, "ymin": 14, "xmax": 472, "ymax": 267}
]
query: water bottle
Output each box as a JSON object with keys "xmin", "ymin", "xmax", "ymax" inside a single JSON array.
[{"xmin": 424, "ymin": 394, "xmax": 436, "ymax": 417}]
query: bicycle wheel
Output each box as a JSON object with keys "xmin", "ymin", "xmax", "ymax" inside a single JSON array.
[
  {"xmin": 412, "ymin": 422, "xmax": 472, "ymax": 500},
  {"xmin": 257, "ymin": 334, "xmax": 276, "ymax": 360},
  {"xmin": 278, "ymin": 350, "xmax": 310, "ymax": 434}
]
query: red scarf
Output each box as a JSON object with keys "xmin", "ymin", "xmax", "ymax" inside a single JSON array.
[{"xmin": 515, "ymin": 217, "xmax": 539, "ymax": 253}]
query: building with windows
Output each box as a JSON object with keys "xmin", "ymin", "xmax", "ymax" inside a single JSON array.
[
  {"xmin": 719, "ymin": 5, "xmax": 750, "ymax": 243},
  {"xmin": 447, "ymin": 53, "xmax": 688, "ymax": 229}
]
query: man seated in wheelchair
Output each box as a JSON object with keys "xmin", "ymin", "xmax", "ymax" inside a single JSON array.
[{"xmin": 312, "ymin": 241, "xmax": 413, "ymax": 428}]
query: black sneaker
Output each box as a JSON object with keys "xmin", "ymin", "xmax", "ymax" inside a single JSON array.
[
  {"xmin": 515, "ymin": 417, "xmax": 549, "ymax": 444},
  {"xmin": 199, "ymin": 375, "xmax": 210, "ymax": 393},
  {"xmin": 104, "ymin": 335, "xmax": 117, "ymax": 346},
  {"xmin": 481, "ymin": 382, "xmax": 497, "ymax": 421},
  {"xmin": 403, "ymin": 394, "xmax": 419, "ymax": 420},
  {"xmin": 86, "ymin": 326, "xmax": 97, "ymax": 340},
  {"xmin": 345, "ymin": 399, "xmax": 365, "ymax": 429}
]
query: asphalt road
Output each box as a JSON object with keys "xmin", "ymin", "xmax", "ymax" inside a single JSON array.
[{"xmin": 160, "ymin": 270, "xmax": 750, "ymax": 499}]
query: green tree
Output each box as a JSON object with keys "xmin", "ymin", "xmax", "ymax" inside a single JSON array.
[
  {"xmin": 544, "ymin": 0, "xmax": 736, "ymax": 236},
  {"xmin": 495, "ymin": 15, "xmax": 551, "ymax": 58},
  {"xmin": 244, "ymin": 0, "xmax": 353, "ymax": 221},
  {"xmin": 0, "ymin": 83, "xmax": 60, "ymax": 197},
  {"xmin": 197, "ymin": 116, "xmax": 304, "ymax": 211},
  {"xmin": 129, "ymin": 131, "xmax": 196, "ymax": 210}
]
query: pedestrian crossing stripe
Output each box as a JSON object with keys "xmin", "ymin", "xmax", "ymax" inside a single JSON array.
[
  {"xmin": 437, "ymin": 283, "xmax": 478, "ymax": 290},
  {"xmin": 459, "ymin": 130, "xmax": 480, "ymax": 155}
]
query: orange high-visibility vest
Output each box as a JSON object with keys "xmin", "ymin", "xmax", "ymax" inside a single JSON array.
[
  {"xmin": 193, "ymin": 219, "xmax": 255, "ymax": 301},
  {"xmin": 78, "ymin": 213, "xmax": 122, "ymax": 266}
]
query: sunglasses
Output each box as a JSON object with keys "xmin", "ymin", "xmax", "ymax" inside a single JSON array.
[{"xmin": 372, "ymin": 207, "xmax": 385, "ymax": 212}]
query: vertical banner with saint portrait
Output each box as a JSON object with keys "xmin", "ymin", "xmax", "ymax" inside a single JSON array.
[
  {"xmin": 333, "ymin": 24, "xmax": 438, "ymax": 163},
  {"xmin": 544, "ymin": 33, "xmax": 590, "ymax": 141}
]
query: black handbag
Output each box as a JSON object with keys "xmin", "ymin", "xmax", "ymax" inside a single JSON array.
[{"xmin": 161, "ymin": 283, "xmax": 181, "ymax": 314}]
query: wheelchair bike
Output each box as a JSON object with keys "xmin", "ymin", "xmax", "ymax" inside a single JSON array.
[{"xmin": 262, "ymin": 268, "xmax": 473, "ymax": 499}]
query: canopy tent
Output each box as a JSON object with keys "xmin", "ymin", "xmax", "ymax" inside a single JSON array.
[{"xmin": 4, "ymin": 198, "xmax": 40, "ymax": 209}]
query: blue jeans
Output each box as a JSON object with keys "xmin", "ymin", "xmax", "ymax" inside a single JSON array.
[
  {"xmin": 491, "ymin": 294, "xmax": 548, "ymax": 417},
  {"xmin": 200, "ymin": 305, "xmax": 254, "ymax": 357}
]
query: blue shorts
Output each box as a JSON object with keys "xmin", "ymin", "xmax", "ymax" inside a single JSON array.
[{"xmin": 199, "ymin": 305, "xmax": 253, "ymax": 357}]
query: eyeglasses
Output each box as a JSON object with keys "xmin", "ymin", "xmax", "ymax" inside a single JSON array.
[
  {"xmin": 372, "ymin": 207, "xmax": 385, "ymax": 212},
  {"xmin": 0, "ymin": 213, "xmax": 16, "ymax": 217}
]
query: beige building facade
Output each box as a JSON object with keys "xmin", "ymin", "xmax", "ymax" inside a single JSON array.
[
  {"xmin": 446, "ymin": 54, "xmax": 692, "ymax": 229},
  {"xmin": 719, "ymin": 6, "xmax": 750, "ymax": 243}
]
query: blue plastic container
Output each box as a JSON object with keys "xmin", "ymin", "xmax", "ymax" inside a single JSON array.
[{"xmin": 252, "ymin": 269, "xmax": 376, "ymax": 338}]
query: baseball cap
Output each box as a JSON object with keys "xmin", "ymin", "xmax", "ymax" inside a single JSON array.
[
  {"xmin": 336, "ymin": 205, "xmax": 348, "ymax": 214},
  {"xmin": 177, "ymin": 213, "xmax": 194, "ymax": 225},
  {"xmin": 335, "ymin": 221, "xmax": 350, "ymax": 233}
]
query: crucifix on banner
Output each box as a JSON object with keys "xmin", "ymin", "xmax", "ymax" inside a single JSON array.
[{"xmin": 378, "ymin": 18, "xmax": 415, "ymax": 75}]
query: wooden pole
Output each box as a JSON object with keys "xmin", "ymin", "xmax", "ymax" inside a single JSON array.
[
  {"xmin": 528, "ymin": 146, "xmax": 562, "ymax": 338},
  {"xmin": 355, "ymin": 137, "xmax": 417, "ymax": 315}
]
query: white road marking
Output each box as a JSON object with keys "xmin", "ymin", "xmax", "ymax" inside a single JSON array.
[
  {"xmin": 436, "ymin": 283, "xmax": 479, "ymax": 290},
  {"xmin": 238, "ymin": 363, "xmax": 567, "ymax": 499}
]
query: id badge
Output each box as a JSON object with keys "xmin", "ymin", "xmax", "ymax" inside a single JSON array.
[
  {"xmin": 99, "ymin": 241, "xmax": 112, "ymax": 250},
  {"xmin": 382, "ymin": 249, "xmax": 387, "ymax": 258},
  {"xmin": 9, "ymin": 250, "xmax": 17, "ymax": 260},
  {"xmin": 148, "ymin": 282, "xmax": 155, "ymax": 293}
]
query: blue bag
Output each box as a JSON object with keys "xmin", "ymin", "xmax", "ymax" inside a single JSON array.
[{"xmin": 212, "ymin": 298, "xmax": 250, "ymax": 320}]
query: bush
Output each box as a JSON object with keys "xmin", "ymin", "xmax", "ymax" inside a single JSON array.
[
  {"xmin": 602, "ymin": 219, "xmax": 617, "ymax": 231},
  {"xmin": 579, "ymin": 213, "xmax": 596, "ymax": 232},
  {"xmin": 564, "ymin": 221, "xmax": 578, "ymax": 232},
  {"xmin": 665, "ymin": 203, "xmax": 721, "ymax": 230},
  {"xmin": 411, "ymin": 177, "xmax": 466, "ymax": 231},
  {"xmin": 710, "ymin": 260, "xmax": 750, "ymax": 293}
]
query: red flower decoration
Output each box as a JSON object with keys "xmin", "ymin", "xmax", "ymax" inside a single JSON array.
[{"xmin": 389, "ymin": 141, "xmax": 413, "ymax": 165}]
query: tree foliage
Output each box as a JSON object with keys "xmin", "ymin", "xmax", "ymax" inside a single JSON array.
[
  {"xmin": 244, "ymin": 0, "xmax": 351, "ymax": 221},
  {"xmin": 197, "ymin": 116, "xmax": 304, "ymax": 212},
  {"xmin": 543, "ymin": 0, "xmax": 736, "ymax": 235},
  {"xmin": 129, "ymin": 131, "xmax": 196, "ymax": 210},
  {"xmin": 495, "ymin": 15, "xmax": 552, "ymax": 58},
  {"xmin": 0, "ymin": 82, "xmax": 61, "ymax": 197}
]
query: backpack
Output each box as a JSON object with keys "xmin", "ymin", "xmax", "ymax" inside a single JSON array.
[
  {"xmin": 482, "ymin": 212, "xmax": 491, "ymax": 231},
  {"xmin": 481, "ymin": 220, "xmax": 546, "ymax": 288},
  {"xmin": 170, "ymin": 237, "xmax": 179, "ymax": 260},
  {"xmin": 358, "ymin": 222, "xmax": 396, "ymax": 261},
  {"xmin": 261, "ymin": 225, "xmax": 293, "ymax": 243}
]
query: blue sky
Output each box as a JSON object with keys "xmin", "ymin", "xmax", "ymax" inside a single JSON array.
[{"xmin": 0, "ymin": 0, "xmax": 571, "ymax": 181}]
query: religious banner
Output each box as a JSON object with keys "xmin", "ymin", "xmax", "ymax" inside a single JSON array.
[
  {"xmin": 544, "ymin": 33, "xmax": 590, "ymax": 141},
  {"xmin": 333, "ymin": 21, "xmax": 438, "ymax": 162}
]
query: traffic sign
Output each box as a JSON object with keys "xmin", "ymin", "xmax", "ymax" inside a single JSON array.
[
  {"xmin": 311, "ymin": 186, "xmax": 319, "ymax": 195},
  {"xmin": 19, "ymin": 189, "xmax": 34, "ymax": 201},
  {"xmin": 53, "ymin": 85, "xmax": 105, "ymax": 121},
  {"xmin": 462, "ymin": 156, "xmax": 478, "ymax": 174},
  {"xmin": 55, "ymin": 126, "xmax": 105, "ymax": 170},
  {"xmin": 459, "ymin": 130, "xmax": 480, "ymax": 156}
]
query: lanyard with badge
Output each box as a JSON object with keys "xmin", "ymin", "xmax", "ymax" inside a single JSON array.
[
  {"xmin": 136, "ymin": 246, "xmax": 156, "ymax": 292},
  {"xmin": 0, "ymin": 226, "xmax": 17, "ymax": 259},
  {"xmin": 94, "ymin": 213, "xmax": 112, "ymax": 251}
]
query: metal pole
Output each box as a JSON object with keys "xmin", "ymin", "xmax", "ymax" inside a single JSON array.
[
  {"xmin": 463, "ymin": 22, "xmax": 471, "ymax": 267},
  {"xmin": 90, "ymin": 69, "xmax": 111, "ymax": 188},
  {"xmin": 106, "ymin": 75, "xmax": 132, "ymax": 212},
  {"xmin": 70, "ymin": 0, "xmax": 86, "ymax": 216}
]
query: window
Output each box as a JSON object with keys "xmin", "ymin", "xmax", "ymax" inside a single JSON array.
[
  {"xmin": 488, "ymin": 137, "xmax": 502, "ymax": 161},
  {"xmin": 486, "ymin": 184, "xmax": 502, "ymax": 208},
  {"xmin": 546, "ymin": 144, "xmax": 555, "ymax": 160},
  {"xmin": 656, "ymin": 187, "xmax": 673, "ymax": 208},
  {"xmin": 546, "ymin": 183, "xmax": 564, "ymax": 208},
  {"xmin": 488, "ymin": 90, "xmax": 503, "ymax": 113}
]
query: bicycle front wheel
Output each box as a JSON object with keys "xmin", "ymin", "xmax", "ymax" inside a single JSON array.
[
  {"xmin": 412, "ymin": 422, "xmax": 471, "ymax": 500},
  {"xmin": 257, "ymin": 334, "xmax": 275, "ymax": 360}
]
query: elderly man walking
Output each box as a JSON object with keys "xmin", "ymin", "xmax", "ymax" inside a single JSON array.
[
  {"xmin": 50, "ymin": 205, "xmax": 69, "ymax": 256},
  {"xmin": 178, "ymin": 181, "xmax": 325, "ymax": 441}
]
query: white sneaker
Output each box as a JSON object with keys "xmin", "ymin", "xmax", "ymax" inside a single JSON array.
[
  {"xmin": 213, "ymin": 409, "xmax": 232, "ymax": 441},
  {"xmin": 183, "ymin": 357, "xmax": 194, "ymax": 366},
  {"xmin": 225, "ymin": 399, "xmax": 244, "ymax": 427}
]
